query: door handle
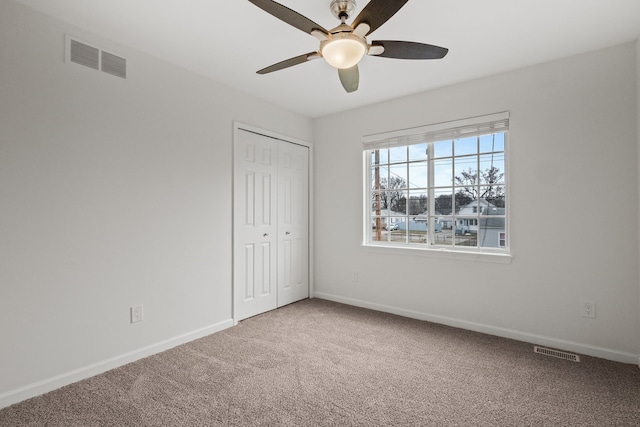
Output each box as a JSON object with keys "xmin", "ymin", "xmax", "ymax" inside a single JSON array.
[
  {"xmin": 263, "ymin": 233, "xmax": 269, "ymax": 237},
  {"xmin": 285, "ymin": 231, "xmax": 291, "ymax": 235}
]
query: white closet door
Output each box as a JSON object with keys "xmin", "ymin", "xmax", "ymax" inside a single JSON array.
[
  {"xmin": 277, "ymin": 140, "xmax": 309, "ymax": 307},
  {"xmin": 233, "ymin": 129, "xmax": 278, "ymax": 321}
]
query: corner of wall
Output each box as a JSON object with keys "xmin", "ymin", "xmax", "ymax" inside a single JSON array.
[{"xmin": 637, "ymin": 38, "xmax": 640, "ymax": 369}]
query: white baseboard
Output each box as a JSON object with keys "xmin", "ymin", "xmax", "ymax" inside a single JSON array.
[
  {"xmin": 314, "ymin": 292, "xmax": 639, "ymax": 365},
  {"xmin": 0, "ymin": 318, "xmax": 234, "ymax": 410}
]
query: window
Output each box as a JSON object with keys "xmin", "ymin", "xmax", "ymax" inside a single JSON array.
[{"xmin": 364, "ymin": 112, "xmax": 509, "ymax": 253}]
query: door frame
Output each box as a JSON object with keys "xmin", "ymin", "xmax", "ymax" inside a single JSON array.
[{"xmin": 232, "ymin": 121, "xmax": 314, "ymax": 324}]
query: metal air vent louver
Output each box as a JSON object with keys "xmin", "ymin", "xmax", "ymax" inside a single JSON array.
[
  {"xmin": 69, "ymin": 39, "xmax": 99, "ymax": 70},
  {"xmin": 66, "ymin": 35, "xmax": 126, "ymax": 79},
  {"xmin": 534, "ymin": 346, "xmax": 580, "ymax": 362},
  {"xmin": 101, "ymin": 51, "xmax": 126, "ymax": 79}
]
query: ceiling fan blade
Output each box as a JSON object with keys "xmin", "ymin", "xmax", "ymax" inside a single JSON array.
[
  {"xmin": 257, "ymin": 52, "xmax": 319, "ymax": 74},
  {"xmin": 351, "ymin": 0, "xmax": 408, "ymax": 36},
  {"xmin": 338, "ymin": 65, "xmax": 359, "ymax": 93},
  {"xmin": 369, "ymin": 40, "xmax": 448, "ymax": 60},
  {"xmin": 248, "ymin": 0, "xmax": 329, "ymax": 38}
]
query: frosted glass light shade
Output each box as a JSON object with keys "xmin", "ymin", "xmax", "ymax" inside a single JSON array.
[{"xmin": 321, "ymin": 35, "xmax": 366, "ymax": 69}]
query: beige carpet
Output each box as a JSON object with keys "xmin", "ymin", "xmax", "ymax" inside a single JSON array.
[{"xmin": 1, "ymin": 298, "xmax": 639, "ymax": 426}]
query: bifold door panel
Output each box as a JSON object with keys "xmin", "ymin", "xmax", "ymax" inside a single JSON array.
[{"xmin": 233, "ymin": 129, "xmax": 309, "ymax": 321}]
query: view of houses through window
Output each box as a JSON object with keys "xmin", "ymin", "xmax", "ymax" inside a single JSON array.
[{"xmin": 367, "ymin": 128, "xmax": 507, "ymax": 251}]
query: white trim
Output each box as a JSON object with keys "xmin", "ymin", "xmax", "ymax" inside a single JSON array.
[
  {"xmin": 0, "ymin": 319, "xmax": 234, "ymax": 410},
  {"xmin": 233, "ymin": 121, "xmax": 312, "ymax": 150},
  {"xmin": 313, "ymin": 292, "xmax": 638, "ymax": 365},
  {"xmin": 361, "ymin": 243, "xmax": 513, "ymax": 263}
]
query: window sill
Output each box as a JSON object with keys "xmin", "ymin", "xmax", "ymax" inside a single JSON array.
[{"xmin": 361, "ymin": 243, "xmax": 513, "ymax": 264}]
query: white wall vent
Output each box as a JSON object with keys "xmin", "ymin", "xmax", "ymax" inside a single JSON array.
[
  {"xmin": 533, "ymin": 346, "xmax": 580, "ymax": 362},
  {"xmin": 65, "ymin": 35, "xmax": 127, "ymax": 79}
]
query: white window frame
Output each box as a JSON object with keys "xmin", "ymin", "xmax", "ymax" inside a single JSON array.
[{"xmin": 362, "ymin": 112, "xmax": 511, "ymax": 263}]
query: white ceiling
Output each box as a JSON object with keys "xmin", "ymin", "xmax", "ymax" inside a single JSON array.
[{"xmin": 14, "ymin": 0, "xmax": 640, "ymax": 118}]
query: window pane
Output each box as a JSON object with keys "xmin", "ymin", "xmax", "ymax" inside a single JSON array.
[
  {"xmin": 455, "ymin": 196, "xmax": 475, "ymax": 215},
  {"xmin": 453, "ymin": 171, "xmax": 477, "ymax": 208},
  {"xmin": 433, "ymin": 188, "xmax": 453, "ymax": 216},
  {"xmin": 479, "ymin": 135, "xmax": 492, "ymax": 153},
  {"xmin": 479, "ymin": 217, "xmax": 506, "ymax": 248},
  {"xmin": 454, "ymin": 217, "xmax": 477, "ymax": 247},
  {"xmin": 395, "ymin": 196, "xmax": 408, "ymax": 214},
  {"xmin": 370, "ymin": 217, "xmax": 387, "ymax": 242},
  {"xmin": 389, "ymin": 163, "xmax": 408, "ymax": 188},
  {"xmin": 389, "ymin": 146, "xmax": 407, "ymax": 163},
  {"xmin": 371, "ymin": 215, "xmax": 384, "ymax": 224},
  {"xmin": 408, "ymin": 143, "xmax": 428, "ymax": 161},
  {"xmin": 434, "ymin": 158, "xmax": 453, "ymax": 187},
  {"xmin": 433, "ymin": 225, "xmax": 453, "ymax": 246},
  {"xmin": 375, "ymin": 191, "xmax": 391, "ymax": 213},
  {"xmin": 455, "ymin": 136, "xmax": 477, "ymax": 156},
  {"xmin": 371, "ymin": 190, "xmax": 383, "ymax": 212},
  {"xmin": 479, "ymin": 153, "xmax": 505, "ymax": 184},
  {"xmin": 371, "ymin": 150, "xmax": 382, "ymax": 166},
  {"xmin": 377, "ymin": 190, "xmax": 406, "ymax": 214},
  {"xmin": 371, "ymin": 233, "xmax": 385, "ymax": 243},
  {"xmin": 493, "ymin": 133, "xmax": 505, "ymax": 152},
  {"xmin": 388, "ymin": 217, "xmax": 406, "ymax": 242},
  {"xmin": 372, "ymin": 148, "xmax": 389, "ymax": 165},
  {"xmin": 408, "ymin": 220, "xmax": 428, "ymax": 244},
  {"xmin": 479, "ymin": 133, "xmax": 505, "ymax": 153},
  {"xmin": 479, "ymin": 186, "xmax": 506, "ymax": 210},
  {"xmin": 407, "ymin": 190, "xmax": 428, "ymax": 216},
  {"xmin": 456, "ymin": 196, "xmax": 478, "ymax": 218},
  {"xmin": 391, "ymin": 217, "xmax": 407, "ymax": 229},
  {"xmin": 371, "ymin": 166, "xmax": 389, "ymax": 189},
  {"xmin": 455, "ymin": 218, "xmax": 472, "ymax": 234},
  {"xmin": 389, "ymin": 230, "xmax": 407, "ymax": 243},
  {"xmin": 408, "ymin": 162, "xmax": 427, "ymax": 189},
  {"xmin": 454, "ymin": 156, "xmax": 477, "ymax": 187},
  {"xmin": 433, "ymin": 140, "xmax": 452, "ymax": 158}
]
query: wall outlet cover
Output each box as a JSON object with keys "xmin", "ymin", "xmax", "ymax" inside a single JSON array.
[{"xmin": 131, "ymin": 305, "xmax": 143, "ymax": 323}]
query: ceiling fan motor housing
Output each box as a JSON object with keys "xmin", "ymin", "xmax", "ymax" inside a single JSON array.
[{"xmin": 330, "ymin": 0, "xmax": 356, "ymax": 21}]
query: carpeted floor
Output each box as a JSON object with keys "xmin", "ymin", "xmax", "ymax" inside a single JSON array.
[{"xmin": 1, "ymin": 298, "xmax": 639, "ymax": 426}]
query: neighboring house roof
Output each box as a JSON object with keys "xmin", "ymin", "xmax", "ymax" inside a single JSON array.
[
  {"xmin": 371, "ymin": 209, "xmax": 404, "ymax": 217},
  {"xmin": 458, "ymin": 199, "xmax": 505, "ymax": 215},
  {"xmin": 479, "ymin": 207, "xmax": 505, "ymax": 229}
]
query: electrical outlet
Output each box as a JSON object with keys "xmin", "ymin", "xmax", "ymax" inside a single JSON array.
[
  {"xmin": 131, "ymin": 304, "xmax": 143, "ymax": 323},
  {"xmin": 582, "ymin": 301, "xmax": 595, "ymax": 318},
  {"xmin": 352, "ymin": 272, "xmax": 359, "ymax": 282}
]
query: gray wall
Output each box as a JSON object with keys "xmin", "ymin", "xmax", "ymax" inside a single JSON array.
[
  {"xmin": 0, "ymin": 0, "xmax": 313, "ymax": 406},
  {"xmin": 314, "ymin": 42, "xmax": 639, "ymax": 363}
]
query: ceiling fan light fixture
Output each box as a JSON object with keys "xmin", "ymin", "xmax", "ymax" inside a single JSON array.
[{"xmin": 320, "ymin": 33, "xmax": 366, "ymax": 69}]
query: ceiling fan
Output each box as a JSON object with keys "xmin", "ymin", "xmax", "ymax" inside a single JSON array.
[{"xmin": 249, "ymin": 0, "xmax": 449, "ymax": 93}]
